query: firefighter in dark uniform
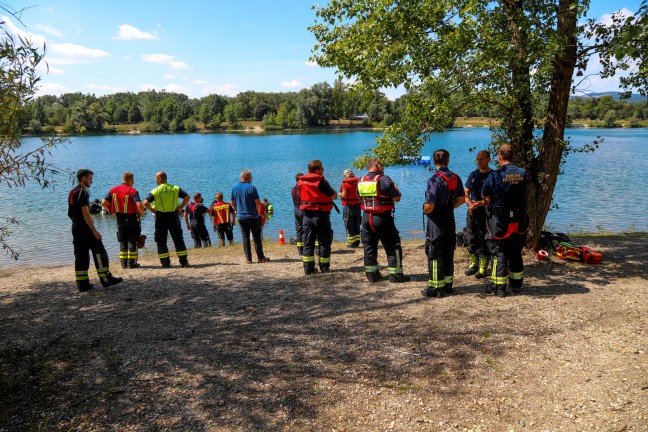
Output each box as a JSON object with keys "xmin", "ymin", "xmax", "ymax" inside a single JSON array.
[
  {"xmin": 298, "ymin": 160, "xmax": 337, "ymax": 275},
  {"xmin": 68, "ymin": 169, "xmax": 122, "ymax": 291},
  {"xmin": 464, "ymin": 150, "xmax": 492, "ymax": 278},
  {"xmin": 339, "ymin": 169, "xmax": 361, "ymax": 248},
  {"xmin": 184, "ymin": 192, "xmax": 211, "ymax": 248},
  {"xmin": 358, "ymin": 158, "xmax": 410, "ymax": 283},
  {"xmin": 422, "ymin": 150, "xmax": 465, "ymax": 297},
  {"xmin": 291, "ymin": 172, "xmax": 305, "ymax": 256},
  {"xmin": 481, "ymin": 144, "xmax": 528, "ymax": 297},
  {"xmin": 143, "ymin": 171, "xmax": 190, "ymax": 268},
  {"xmin": 101, "ymin": 171, "xmax": 146, "ymax": 269}
]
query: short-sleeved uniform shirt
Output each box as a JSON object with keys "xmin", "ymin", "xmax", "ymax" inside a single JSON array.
[
  {"xmin": 425, "ymin": 167, "xmax": 465, "ymax": 213},
  {"xmin": 145, "ymin": 187, "xmax": 189, "ymax": 210},
  {"xmin": 465, "ymin": 169, "xmax": 491, "ymax": 201},
  {"xmin": 481, "ymin": 164, "xmax": 527, "ymax": 210},
  {"xmin": 185, "ymin": 202, "xmax": 208, "ymax": 224},
  {"xmin": 318, "ymin": 178, "xmax": 336, "ymax": 199},
  {"xmin": 363, "ymin": 171, "xmax": 401, "ymax": 200},
  {"xmin": 231, "ymin": 182, "xmax": 260, "ymax": 220},
  {"xmin": 68, "ymin": 185, "xmax": 91, "ymax": 232}
]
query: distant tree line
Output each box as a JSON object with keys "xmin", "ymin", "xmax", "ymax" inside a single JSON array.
[
  {"xmin": 20, "ymin": 82, "xmax": 647, "ymax": 135},
  {"xmin": 20, "ymin": 79, "xmax": 405, "ymax": 134}
]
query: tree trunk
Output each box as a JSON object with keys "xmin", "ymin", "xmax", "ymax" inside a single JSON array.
[{"xmin": 526, "ymin": 0, "xmax": 579, "ymax": 250}]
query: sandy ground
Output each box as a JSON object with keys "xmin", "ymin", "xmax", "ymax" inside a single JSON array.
[{"xmin": 0, "ymin": 233, "xmax": 646, "ymax": 432}]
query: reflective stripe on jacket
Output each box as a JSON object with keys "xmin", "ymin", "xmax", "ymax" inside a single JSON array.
[
  {"xmin": 109, "ymin": 183, "xmax": 139, "ymax": 214},
  {"xmin": 151, "ymin": 183, "xmax": 180, "ymax": 212},
  {"xmin": 358, "ymin": 175, "xmax": 394, "ymax": 213}
]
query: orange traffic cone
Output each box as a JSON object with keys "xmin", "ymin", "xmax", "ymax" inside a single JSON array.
[{"xmin": 278, "ymin": 229, "xmax": 286, "ymax": 245}]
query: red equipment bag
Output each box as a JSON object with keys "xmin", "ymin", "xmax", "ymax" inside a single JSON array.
[{"xmin": 580, "ymin": 247, "xmax": 603, "ymax": 264}]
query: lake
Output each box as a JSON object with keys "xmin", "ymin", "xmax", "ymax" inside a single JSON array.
[{"xmin": 1, "ymin": 128, "xmax": 646, "ymax": 267}]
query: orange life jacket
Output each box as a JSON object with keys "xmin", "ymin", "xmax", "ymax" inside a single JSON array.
[
  {"xmin": 358, "ymin": 174, "xmax": 394, "ymax": 214},
  {"xmin": 298, "ymin": 173, "xmax": 334, "ymax": 212},
  {"xmin": 340, "ymin": 177, "xmax": 360, "ymax": 205},
  {"xmin": 108, "ymin": 183, "xmax": 139, "ymax": 214}
]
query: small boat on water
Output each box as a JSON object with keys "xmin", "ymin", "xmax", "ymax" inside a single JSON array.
[{"xmin": 409, "ymin": 156, "xmax": 431, "ymax": 166}]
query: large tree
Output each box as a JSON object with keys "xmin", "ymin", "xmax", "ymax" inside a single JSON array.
[
  {"xmin": 311, "ymin": 0, "xmax": 646, "ymax": 249},
  {"xmin": 1, "ymin": 8, "xmax": 66, "ymax": 259}
]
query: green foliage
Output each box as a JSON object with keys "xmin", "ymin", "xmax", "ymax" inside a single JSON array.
[{"xmin": 1, "ymin": 10, "xmax": 67, "ymax": 260}]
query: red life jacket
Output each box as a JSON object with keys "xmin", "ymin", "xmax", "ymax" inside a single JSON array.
[
  {"xmin": 211, "ymin": 201, "xmax": 232, "ymax": 225},
  {"xmin": 340, "ymin": 177, "xmax": 360, "ymax": 205},
  {"xmin": 108, "ymin": 183, "xmax": 139, "ymax": 214},
  {"xmin": 298, "ymin": 173, "xmax": 334, "ymax": 212},
  {"xmin": 358, "ymin": 174, "xmax": 395, "ymax": 213}
]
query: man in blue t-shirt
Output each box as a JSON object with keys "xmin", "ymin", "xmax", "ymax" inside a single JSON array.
[
  {"xmin": 231, "ymin": 169, "xmax": 270, "ymax": 264},
  {"xmin": 481, "ymin": 144, "xmax": 528, "ymax": 297}
]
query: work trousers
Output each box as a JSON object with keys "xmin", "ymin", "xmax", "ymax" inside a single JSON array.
[
  {"xmin": 487, "ymin": 233, "xmax": 525, "ymax": 293},
  {"xmin": 238, "ymin": 217, "xmax": 265, "ymax": 262},
  {"xmin": 116, "ymin": 213, "xmax": 141, "ymax": 268},
  {"xmin": 302, "ymin": 210, "xmax": 332, "ymax": 271},
  {"xmin": 190, "ymin": 220, "xmax": 211, "ymax": 248},
  {"xmin": 154, "ymin": 212, "xmax": 188, "ymax": 266},
  {"xmin": 293, "ymin": 207, "xmax": 304, "ymax": 255},
  {"xmin": 73, "ymin": 227, "xmax": 113, "ymax": 287},
  {"xmin": 215, "ymin": 222, "xmax": 234, "ymax": 241},
  {"xmin": 425, "ymin": 219, "xmax": 456, "ymax": 290},
  {"xmin": 465, "ymin": 207, "xmax": 488, "ymax": 258},
  {"xmin": 343, "ymin": 204, "xmax": 361, "ymax": 246},
  {"xmin": 362, "ymin": 212, "xmax": 404, "ymax": 276}
]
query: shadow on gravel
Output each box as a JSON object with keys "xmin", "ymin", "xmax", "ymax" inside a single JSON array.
[{"xmin": 2, "ymin": 236, "xmax": 643, "ymax": 430}]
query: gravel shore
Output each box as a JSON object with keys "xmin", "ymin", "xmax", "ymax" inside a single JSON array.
[{"xmin": 1, "ymin": 233, "xmax": 646, "ymax": 431}]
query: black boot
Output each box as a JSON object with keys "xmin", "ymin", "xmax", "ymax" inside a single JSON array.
[
  {"xmin": 128, "ymin": 259, "xmax": 140, "ymax": 269},
  {"xmin": 161, "ymin": 257, "xmax": 171, "ymax": 268},
  {"xmin": 388, "ymin": 273, "xmax": 410, "ymax": 283},
  {"xmin": 304, "ymin": 265, "xmax": 317, "ymax": 275},
  {"xmin": 120, "ymin": 259, "xmax": 128, "ymax": 269},
  {"xmin": 421, "ymin": 287, "xmax": 445, "ymax": 298},
  {"xmin": 320, "ymin": 264, "xmax": 331, "ymax": 273},
  {"xmin": 366, "ymin": 272, "xmax": 383, "ymax": 283},
  {"xmin": 101, "ymin": 274, "xmax": 123, "ymax": 288},
  {"xmin": 77, "ymin": 280, "xmax": 94, "ymax": 292}
]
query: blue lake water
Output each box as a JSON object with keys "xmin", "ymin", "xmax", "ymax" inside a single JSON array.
[{"xmin": 1, "ymin": 128, "xmax": 646, "ymax": 267}]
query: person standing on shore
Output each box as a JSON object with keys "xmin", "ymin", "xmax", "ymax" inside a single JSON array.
[
  {"xmin": 68, "ymin": 169, "xmax": 122, "ymax": 292},
  {"xmin": 298, "ymin": 160, "xmax": 337, "ymax": 274},
  {"xmin": 339, "ymin": 169, "xmax": 361, "ymax": 248},
  {"xmin": 464, "ymin": 150, "xmax": 492, "ymax": 278},
  {"xmin": 231, "ymin": 169, "xmax": 270, "ymax": 264},
  {"xmin": 184, "ymin": 192, "xmax": 211, "ymax": 248},
  {"xmin": 209, "ymin": 192, "xmax": 235, "ymax": 246},
  {"xmin": 357, "ymin": 158, "xmax": 410, "ymax": 283},
  {"xmin": 101, "ymin": 171, "xmax": 146, "ymax": 269},
  {"xmin": 422, "ymin": 149, "xmax": 465, "ymax": 298},
  {"xmin": 143, "ymin": 171, "xmax": 190, "ymax": 268},
  {"xmin": 481, "ymin": 144, "xmax": 528, "ymax": 297},
  {"xmin": 291, "ymin": 173, "xmax": 305, "ymax": 256}
]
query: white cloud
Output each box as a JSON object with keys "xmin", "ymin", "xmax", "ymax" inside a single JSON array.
[
  {"xmin": 36, "ymin": 82, "xmax": 70, "ymax": 96},
  {"xmin": 84, "ymin": 83, "xmax": 123, "ymax": 94},
  {"xmin": 140, "ymin": 83, "xmax": 159, "ymax": 91},
  {"xmin": 114, "ymin": 24, "xmax": 158, "ymax": 40},
  {"xmin": 36, "ymin": 63, "xmax": 65, "ymax": 75},
  {"xmin": 169, "ymin": 61, "xmax": 189, "ymax": 70},
  {"xmin": 201, "ymin": 83, "xmax": 241, "ymax": 97},
  {"xmin": 600, "ymin": 8, "xmax": 633, "ymax": 27},
  {"xmin": 304, "ymin": 61, "xmax": 319, "ymax": 67},
  {"xmin": 164, "ymin": 74, "xmax": 176, "ymax": 79},
  {"xmin": 142, "ymin": 53, "xmax": 175, "ymax": 63},
  {"xmin": 281, "ymin": 79, "xmax": 304, "ymax": 88},
  {"xmin": 35, "ymin": 24, "xmax": 63, "ymax": 37},
  {"xmin": 1, "ymin": 15, "xmax": 46, "ymax": 46},
  {"xmin": 193, "ymin": 79, "xmax": 208, "ymax": 85},
  {"xmin": 164, "ymin": 83, "xmax": 190, "ymax": 94},
  {"xmin": 50, "ymin": 43, "xmax": 110, "ymax": 58}
]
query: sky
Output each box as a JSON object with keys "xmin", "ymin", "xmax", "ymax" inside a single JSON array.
[{"xmin": 1, "ymin": 0, "xmax": 642, "ymax": 100}]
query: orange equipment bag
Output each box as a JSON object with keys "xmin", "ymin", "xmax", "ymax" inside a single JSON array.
[{"xmin": 579, "ymin": 247, "xmax": 603, "ymax": 264}]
